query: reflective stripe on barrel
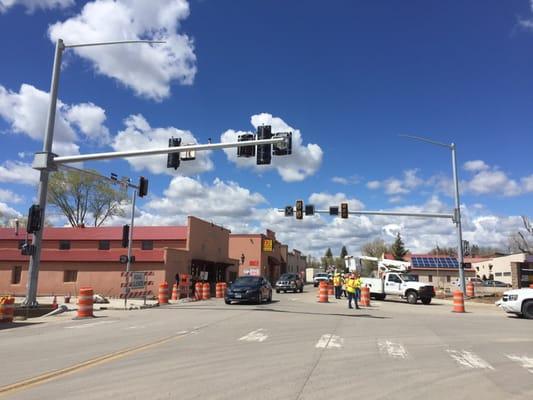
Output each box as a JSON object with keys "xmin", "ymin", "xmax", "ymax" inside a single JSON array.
[
  {"xmin": 466, "ymin": 282, "xmax": 475, "ymax": 298},
  {"xmin": 202, "ymin": 283, "xmax": 210, "ymax": 300},
  {"xmin": 77, "ymin": 287, "xmax": 94, "ymax": 318},
  {"xmin": 0, "ymin": 297, "xmax": 15, "ymax": 323},
  {"xmin": 360, "ymin": 286, "xmax": 370, "ymax": 307},
  {"xmin": 171, "ymin": 284, "xmax": 178, "ymax": 301}
]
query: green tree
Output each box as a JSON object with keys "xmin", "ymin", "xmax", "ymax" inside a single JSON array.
[
  {"xmin": 339, "ymin": 245, "xmax": 348, "ymax": 259},
  {"xmin": 322, "ymin": 247, "xmax": 334, "ymax": 270},
  {"xmin": 391, "ymin": 232, "xmax": 408, "ymax": 260},
  {"xmin": 48, "ymin": 170, "xmax": 127, "ymax": 227}
]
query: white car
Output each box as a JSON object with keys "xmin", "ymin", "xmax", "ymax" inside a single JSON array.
[{"xmin": 496, "ymin": 288, "xmax": 533, "ymax": 319}]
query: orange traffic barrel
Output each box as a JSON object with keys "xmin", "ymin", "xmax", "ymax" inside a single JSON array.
[
  {"xmin": 195, "ymin": 282, "xmax": 203, "ymax": 300},
  {"xmin": 360, "ymin": 287, "xmax": 371, "ymax": 307},
  {"xmin": 77, "ymin": 287, "xmax": 94, "ymax": 318},
  {"xmin": 452, "ymin": 290, "xmax": 465, "ymax": 313},
  {"xmin": 171, "ymin": 283, "xmax": 179, "ymax": 301},
  {"xmin": 466, "ymin": 282, "xmax": 475, "ymax": 298},
  {"xmin": 0, "ymin": 296, "xmax": 15, "ymax": 323},
  {"xmin": 530, "ymin": 284, "xmax": 533, "ymax": 289},
  {"xmin": 318, "ymin": 281, "xmax": 329, "ymax": 303},
  {"xmin": 158, "ymin": 282, "xmax": 169, "ymax": 304},
  {"xmin": 202, "ymin": 283, "xmax": 211, "ymax": 300},
  {"xmin": 215, "ymin": 283, "xmax": 224, "ymax": 298},
  {"xmin": 328, "ymin": 283, "xmax": 334, "ymax": 296}
]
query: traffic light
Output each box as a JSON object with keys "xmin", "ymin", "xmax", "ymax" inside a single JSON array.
[
  {"xmin": 122, "ymin": 224, "xmax": 130, "ymax": 248},
  {"xmin": 295, "ymin": 200, "xmax": 304, "ymax": 220},
  {"xmin": 273, "ymin": 132, "xmax": 292, "ymax": 156},
  {"xmin": 341, "ymin": 202, "xmax": 348, "ymax": 219},
  {"xmin": 26, "ymin": 204, "xmax": 42, "ymax": 234},
  {"xmin": 329, "ymin": 206, "xmax": 339, "ymax": 216},
  {"xmin": 138, "ymin": 176, "xmax": 148, "ymax": 198},
  {"xmin": 237, "ymin": 133, "xmax": 256, "ymax": 158},
  {"xmin": 305, "ymin": 205, "xmax": 315, "ymax": 216},
  {"xmin": 284, "ymin": 206, "xmax": 294, "ymax": 217},
  {"xmin": 256, "ymin": 125, "xmax": 272, "ymax": 165},
  {"xmin": 167, "ymin": 137, "xmax": 181, "ymax": 170}
]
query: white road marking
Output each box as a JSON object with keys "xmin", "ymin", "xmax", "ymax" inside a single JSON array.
[
  {"xmin": 315, "ymin": 334, "xmax": 344, "ymax": 349},
  {"xmin": 65, "ymin": 320, "xmax": 117, "ymax": 329},
  {"xmin": 446, "ymin": 350, "xmax": 494, "ymax": 370},
  {"xmin": 378, "ymin": 340, "xmax": 408, "ymax": 359},
  {"xmin": 239, "ymin": 329, "xmax": 268, "ymax": 342},
  {"xmin": 506, "ymin": 355, "xmax": 533, "ymax": 374},
  {"xmin": 126, "ymin": 325, "xmax": 146, "ymax": 330}
]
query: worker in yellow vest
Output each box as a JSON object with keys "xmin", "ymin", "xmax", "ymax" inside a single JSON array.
[
  {"xmin": 333, "ymin": 273, "xmax": 343, "ymax": 299},
  {"xmin": 354, "ymin": 272, "xmax": 363, "ymax": 307},
  {"xmin": 346, "ymin": 273, "xmax": 360, "ymax": 309}
]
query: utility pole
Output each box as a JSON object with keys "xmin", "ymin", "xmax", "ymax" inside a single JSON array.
[{"xmin": 124, "ymin": 189, "xmax": 137, "ymax": 310}]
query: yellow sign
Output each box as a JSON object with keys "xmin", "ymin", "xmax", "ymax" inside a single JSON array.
[{"xmin": 263, "ymin": 239, "xmax": 273, "ymax": 252}]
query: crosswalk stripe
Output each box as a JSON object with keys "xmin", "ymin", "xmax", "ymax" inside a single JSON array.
[
  {"xmin": 446, "ymin": 350, "xmax": 494, "ymax": 370},
  {"xmin": 239, "ymin": 329, "xmax": 268, "ymax": 342},
  {"xmin": 378, "ymin": 340, "xmax": 408, "ymax": 359},
  {"xmin": 315, "ymin": 334, "xmax": 344, "ymax": 349},
  {"xmin": 506, "ymin": 355, "xmax": 533, "ymax": 374}
]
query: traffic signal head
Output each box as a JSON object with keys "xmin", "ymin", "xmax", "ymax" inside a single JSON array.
[
  {"xmin": 341, "ymin": 202, "xmax": 348, "ymax": 219},
  {"xmin": 273, "ymin": 132, "xmax": 292, "ymax": 156},
  {"xmin": 237, "ymin": 133, "xmax": 256, "ymax": 158},
  {"xmin": 138, "ymin": 177, "xmax": 149, "ymax": 198},
  {"xmin": 305, "ymin": 204, "xmax": 315, "ymax": 216},
  {"xmin": 26, "ymin": 204, "xmax": 42, "ymax": 234},
  {"xmin": 256, "ymin": 125, "xmax": 272, "ymax": 165},
  {"xmin": 329, "ymin": 206, "xmax": 339, "ymax": 216},
  {"xmin": 295, "ymin": 200, "xmax": 304, "ymax": 220},
  {"xmin": 121, "ymin": 224, "xmax": 130, "ymax": 248},
  {"xmin": 167, "ymin": 137, "xmax": 181, "ymax": 170}
]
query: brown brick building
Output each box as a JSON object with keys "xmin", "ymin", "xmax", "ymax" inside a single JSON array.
[{"xmin": 0, "ymin": 216, "xmax": 238, "ymax": 298}]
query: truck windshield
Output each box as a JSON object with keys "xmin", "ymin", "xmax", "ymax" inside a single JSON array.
[{"xmin": 400, "ymin": 274, "xmax": 418, "ymax": 282}]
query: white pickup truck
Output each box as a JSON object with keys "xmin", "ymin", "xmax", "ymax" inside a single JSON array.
[
  {"xmin": 362, "ymin": 272, "xmax": 436, "ymax": 305},
  {"xmin": 497, "ymin": 288, "xmax": 533, "ymax": 319}
]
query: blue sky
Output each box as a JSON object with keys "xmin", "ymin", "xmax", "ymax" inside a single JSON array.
[{"xmin": 0, "ymin": 0, "xmax": 532, "ymax": 256}]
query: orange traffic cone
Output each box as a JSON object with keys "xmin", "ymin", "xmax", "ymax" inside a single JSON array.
[{"xmin": 52, "ymin": 295, "xmax": 58, "ymax": 310}]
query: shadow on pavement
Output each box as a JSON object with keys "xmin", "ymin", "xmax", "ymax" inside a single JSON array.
[{"xmin": 0, "ymin": 322, "xmax": 42, "ymax": 330}]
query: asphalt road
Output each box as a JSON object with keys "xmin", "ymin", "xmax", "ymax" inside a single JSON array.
[{"xmin": 0, "ymin": 289, "xmax": 532, "ymax": 400}]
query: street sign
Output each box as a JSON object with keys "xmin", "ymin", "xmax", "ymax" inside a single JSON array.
[
  {"xmin": 200, "ymin": 271, "xmax": 208, "ymax": 281},
  {"xmin": 263, "ymin": 239, "xmax": 273, "ymax": 252},
  {"xmin": 130, "ymin": 272, "xmax": 145, "ymax": 289},
  {"xmin": 119, "ymin": 255, "xmax": 128, "ymax": 264}
]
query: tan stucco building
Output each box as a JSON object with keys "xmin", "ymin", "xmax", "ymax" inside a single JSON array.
[{"xmin": 471, "ymin": 253, "xmax": 533, "ymax": 288}]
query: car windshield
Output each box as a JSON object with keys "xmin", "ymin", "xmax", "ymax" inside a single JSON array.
[
  {"xmin": 233, "ymin": 276, "xmax": 261, "ymax": 286},
  {"xmin": 400, "ymin": 274, "xmax": 418, "ymax": 282},
  {"xmin": 315, "ymin": 273, "xmax": 328, "ymax": 278},
  {"xmin": 279, "ymin": 274, "xmax": 296, "ymax": 280}
]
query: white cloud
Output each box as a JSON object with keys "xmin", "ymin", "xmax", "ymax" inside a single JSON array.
[
  {"xmin": 0, "ymin": 202, "xmax": 21, "ymax": 220},
  {"xmin": 331, "ymin": 175, "xmax": 359, "ymax": 185},
  {"xmin": 519, "ymin": 1, "xmax": 533, "ymax": 30},
  {"xmin": 0, "ymin": 188, "xmax": 23, "ymax": 204},
  {"xmin": 522, "ymin": 175, "xmax": 533, "ymax": 192},
  {"xmin": 0, "ymin": 83, "xmax": 111, "ymax": 155},
  {"xmin": 220, "ymin": 113, "xmax": 323, "ymax": 182},
  {"xmin": 0, "ymin": 161, "xmax": 39, "ymax": 185},
  {"xmin": 366, "ymin": 169, "xmax": 424, "ymax": 195},
  {"xmin": 463, "ymin": 160, "xmax": 489, "ymax": 172},
  {"xmin": 48, "ymin": 0, "xmax": 196, "ymax": 100},
  {"xmin": 465, "ymin": 169, "xmax": 521, "ymax": 197},
  {"xmin": 308, "ymin": 192, "xmax": 364, "ymax": 211},
  {"xmin": 0, "ymin": 0, "xmax": 73, "ymax": 13},
  {"xmin": 66, "ymin": 103, "xmax": 110, "ymax": 145},
  {"xmin": 111, "ymin": 114, "xmax": 213, "ymax": 176}
]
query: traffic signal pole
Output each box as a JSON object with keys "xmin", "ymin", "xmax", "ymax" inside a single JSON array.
[{"xmin": 124, "ymin": 189, "xmax": 137, "ymax": 310}]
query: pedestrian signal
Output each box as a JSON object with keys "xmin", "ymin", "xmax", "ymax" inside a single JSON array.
[
  {"xmin": 284, "ymin": 206, "xmax": 294, "ymax": 217},
  {"xmin": 305, "ymin": 205, "xmax": 315, "ymax": 216}
]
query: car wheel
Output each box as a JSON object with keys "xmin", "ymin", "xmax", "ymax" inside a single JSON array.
[
  {"xmin": 267, "ymin": 292, "xmax": 272, "ymax": 303},
  {"xmin": 283, "ymin": 290, "xmax": 287, "ymax": 293},
  {"xmin": 406, "ymin": 291, "xmax": 418, "ymax": 305},
  {"xmin": 299, "ymin": 287, "xmax": 303, "ymax": 293},
  {"xmin": 276, "ymin": 289, "xmax": 280, "ymax": 294},
  {"xmin": 314, "ymin": 283, "xmax": 318, "ymax": 287},
  {"xmin": 256, "ymin": 293, "xmax": 262, "ymax": 304},
  {"xmin": 421, "ymin": 297, "xmax": 432, "ymax": 305},
  {"xmin": 224, "ymin": 299, "xmax": 231, "ymax": 305},
  {"xmin": 522, "ymin": 300, "xmax": 533, "ymax": 319}
]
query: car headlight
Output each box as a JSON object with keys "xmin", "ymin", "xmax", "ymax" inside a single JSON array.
[{"xmin": 508, "ymin": 294, "xmax": 518, "ymax": 301}]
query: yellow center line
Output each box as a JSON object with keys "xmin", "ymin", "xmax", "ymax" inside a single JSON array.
[{"xmin": 0, "ymin": 332, "xmax": 188, "ymax": 397}]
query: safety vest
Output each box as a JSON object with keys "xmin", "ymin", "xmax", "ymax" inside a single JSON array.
[
  {"xmin": 346, "ymin": 278, "xmax": 356, "ymax": 293},
  {"xmin": 333, "ymin": 276, "xmax": 341, "ymax": 286},
  {"xmin": 354, "ymin": 278, "xmax": 362, "ymax": 289}
]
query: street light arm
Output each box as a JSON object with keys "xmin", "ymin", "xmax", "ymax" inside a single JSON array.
[
  {"xmin": 65, "ymin": 40, "xmax": 166, "ymax": 49},
  {"xmin": 399, "ymin": 134, "xmax": 451, "ymax": 149}
]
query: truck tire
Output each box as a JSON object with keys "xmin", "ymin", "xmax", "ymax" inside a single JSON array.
[
  {"xmin": 421, "ymin": 297, "xmax": 432, "ymax": 305},
  {"xmin": 522, "ymin": 300, "xmax": 533, "ymax": 319},
  {"xmin": 375, "ymin": 294, "xmax": 386, "ymax": 301},
  {"xmin": 276, "ymin": 289, "xmax": 280, "ymax": 294},
  {"xmin": 406, "ymin": 291, "xmax": 418, "ymax": 304}
]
